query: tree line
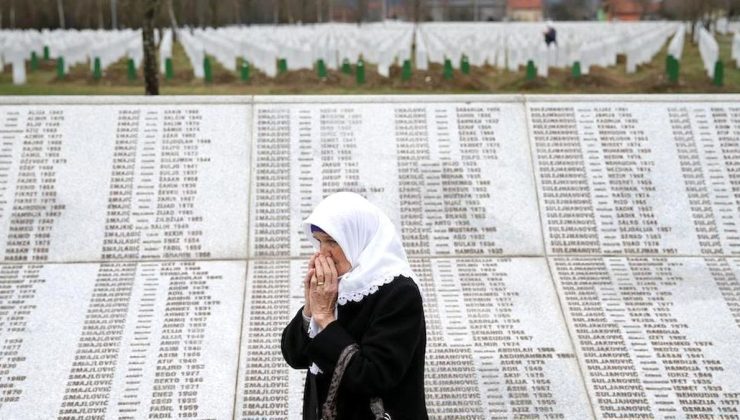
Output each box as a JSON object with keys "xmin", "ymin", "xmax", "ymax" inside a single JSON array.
[{"xmin": 0, "ymin": 0, "xmax": 425, "ymax": 29}]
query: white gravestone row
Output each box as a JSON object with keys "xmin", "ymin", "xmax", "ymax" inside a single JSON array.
[{"xmin": 0, "ymin": 96, "xmax": 738, "ymax": 419}]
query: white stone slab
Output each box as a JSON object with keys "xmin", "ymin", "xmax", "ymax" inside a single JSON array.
[
  {"xmin": 0, "ymin": 104, "xmax": 250, "ymax": 263},
  {"xmin": 248, "ymin": 101, "xmax": 543, "ymax": 259},
  {"xmin": 550, "ymin": 256, "xmax": 740, "ymax": 418},
  {"xmin": 0, "ymin": 260, "xmax": 245, "ymax": 419},
  {"xmin": 237, "ymin": 257, "xmax": 592, "ymax": 419},
  {"xmin": 528, "ymin": 102, "xmax": 740, "ymax": 256}
]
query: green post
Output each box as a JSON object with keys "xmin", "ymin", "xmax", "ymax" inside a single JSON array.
[
  {"xmin": 356, "ymin": 59, "xmax": 365, "ymax": 85},
  {"xmin": 667, "ymin": 56, "xmax": 679, "ymax": 83},
  {"xmin": 127, "ymin": 58, "xmax": 136, "ymax": 80},
  {"xmin": 241, "ymin": 61, "xmax": 250, "ymax": 81},
  {"xmin": 93, "ymin": 57, "xmax": 102, "ymax": 80},
  {"xmin": 56, "ymin": 57, "xmax": 65, "ymax": 80},
  {"xmin": 43, "ymin": 46, "xmax": 50, "ymax": 60},
  {"xmin": 203, "ymin": 56, "xmax": 213, "ymax": 83},
  {"xmin": 713, "ymin": 60, "xmax": 724, "ymax": 87},
  {"xmin": 317, "ymin": 59, "xmax": 327, "ymax": 78},
  {"xmin": 571, "ymin": 61, "xmax": 581, "ymax": 79},
  {"xmin": 165, "ymin": 57, "xmax": 174, "ymax": 80},
  {"xmin": 278, "ymin": 58, "xmax": 287, "ymax": 73},
  {"xmin": 526, "ymin": 60, "xmax": 536, "ymax": 81},
  {"xmin": 342, "ymin": 58, "xmax": 352, "ymax": 75},
  {"xmin": 460, "ymin": 55, "xmax": 470, "ymax": 75},
  {"xmin": 30, "ymin": 51, "xmax": 39, "ymax": 71},
  {"xmin": 401, "ymin": 59, "xmax": 412, "ymax": 81},
  {"xmin": 443, "ymin": 58, "xmax": 453, "ymax": 80}
]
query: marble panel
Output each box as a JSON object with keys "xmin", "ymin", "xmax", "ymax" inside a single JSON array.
[
  {"xmin": 237, "ymin": 257, "xmax": 592, "ymax": 419},
  {"xmin": 528, "ymin": 101, "xmax": 740, "ymax": 256},
  {"xmin": 248, "ymin": 101, "xmax": 543, "ymax": 259},
  {"xmin": 0, "ymin": 260, "xmax": 245, "ymax": 419},
  {"xmin": 550, "ymin": 256, "xmax": 740, "ymax": 418},
  {"xmin": 0, "ymin": 105, "xmax": 250, "ymax": 263}
]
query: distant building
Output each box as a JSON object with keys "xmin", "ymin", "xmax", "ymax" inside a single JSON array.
[
  {"xmin": 507, "ymin": 0, "xmax": 544, "ymax": 21},
  {"xmin": 604, "ymin": 0, "xmax": 662, "ymax": 21}
]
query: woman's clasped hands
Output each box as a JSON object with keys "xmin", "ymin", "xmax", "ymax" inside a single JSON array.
[{"xmin": 302, "ymin": 252, "xmax": 339, "ymax": 329}]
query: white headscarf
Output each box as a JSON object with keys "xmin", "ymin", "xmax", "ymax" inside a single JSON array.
[{"xmin": 303, "ymin": 191, "xmax": 418, "ymax": 306}]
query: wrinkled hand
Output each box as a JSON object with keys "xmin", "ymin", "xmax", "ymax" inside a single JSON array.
[
  {"xmin": 309, "ymin": 255, "xmax": 339, "ymax": 329},
  {"xmin": 302, "ymin": 253, "xmax": 318, "ymax": 317}
]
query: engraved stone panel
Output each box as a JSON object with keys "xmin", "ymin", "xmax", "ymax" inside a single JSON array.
[
  {"xmin": 528, "ymin": 101, "xmax": 740, "ymax": 256},
  {"xmin": 237, "ymin": 257, "xmax": 593, "ymax": 419},
  {"xmin": 0, "ymin": 104, "xmax": 250, "ymax": 263},
  {"xmin": 0, "ymin": 260, "xmax": 245, "ymax": 419},
  {"xmin": 248, "ymin": 100, "xmax": 543, "ymax": 259},
  {"xmin": 550, "ymin": 256, "xmax": 740, "ymax": 418}
]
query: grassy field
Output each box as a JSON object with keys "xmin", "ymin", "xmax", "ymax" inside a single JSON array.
[{"xmin": 0, "ymin": 33, "xmax": 737, "ymax": 95}]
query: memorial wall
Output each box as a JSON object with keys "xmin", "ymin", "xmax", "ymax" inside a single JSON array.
[{"xmin": 0, "ymin": 95, "xmax": 737, "ymax": 419}]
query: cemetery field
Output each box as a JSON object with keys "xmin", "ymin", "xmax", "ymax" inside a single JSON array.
[{"xmin": 0, "ymin": 33, "xmax": 737, "ymax": 95}]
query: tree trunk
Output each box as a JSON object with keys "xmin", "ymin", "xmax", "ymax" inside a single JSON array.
[
  {"xmin": 143, "ymin": 0, "xmax": 161, "ymax": 95},
  {"xmin": 97, "ymin": 0, "xmax": 104, "ymax": 28},
  {"xmin": 209, "ymin": 0, "xmax": 218, "ymax": 26},
  {"xmin": 167, "ymin": 0, "xmax": 178, "ymax": 41},
  {"xmin": 56, "ymin": 0, "xmax": 65, "ymax": 28},
  {"xmin": 110, "ymin": 0, "xmax": 117, "ymax": 28},
  {"xmin": 357, "ymin": 0, "xmax": 366, "ymax": 23},
  {"xmin": 197, "ymin": 0, "xmax": 205, "ymax": 27},
  {"xmin": 232, "ymin": 0, "xmax": 240, "ymax": 24}
]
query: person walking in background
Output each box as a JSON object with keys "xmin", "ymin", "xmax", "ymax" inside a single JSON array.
[
  {"xmin": 282, "ymin": 192, "xmax": 428, "ymax": 420},
  {"xmin": 544, "ymin": 20, "xmax": 557, "ymax": 46}
]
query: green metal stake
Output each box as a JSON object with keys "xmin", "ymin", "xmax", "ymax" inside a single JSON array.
[
  {"xmin": 30, "ymin": 51, "xmax": 39, "ymax": 71},
  {"xmin": 127, "ymin": 59, "xmax": 136, "ymax": 80},
  {"xmin": 713, "ymin": 60, "xmax": 724, "ymax": 87},
  {"xmin": 93, "ymin": 57, "xmax": 102, "ymax": 80},
  {"xmin": 43, "ymin": 46, "xmax": 50, "ymax": 60},
  {"xmin": 241, "ymin": 61, "xmax": 250, "ymax": 81},
  {"xmin": 278, "ymin": 58, "xmax": 287, "ymax": 74},
  {"xmin": 165, "ymin": 57, "xmax": 174, "ymax": 80},
  {"xmin": 443, "ymin": 58, "xmax": 453, "ymax": 80},
  {"xmin": 460, "ymin": 55, "xmax": 470, "ymax": 75},
  {"xmin": 317, "ymin": 59, "xmax": 327, "ymax": 78},
  {"xmin": 356, "ymin": 59, "xmax": 365, "ymax": 85},
  {"xmin": 526, "ymin": 60, "xmax": 537, "ymax": 81},
  {"xmin": 342, "ymin": 59, "xmax": 352, "ymax": 75},
  {"xmin": 667, "ymin": 56, "xmax": 679, "ymax": 83},
  {"xmin": 571, "ymin": 61, "xmax": 581, "ymax": 79},
  {"xmin": 203, "ymin": 56, "xmax": 213, "ymax": 83},
  {"xmin": 56, "ymin": 57, "xmax": 65, "ymax": 80},
  {"xmin": 402, "ymin": 59, "xmax": 412, "ymax": 81}
]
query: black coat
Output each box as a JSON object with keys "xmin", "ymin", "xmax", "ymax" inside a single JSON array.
[{"xmin": 281, "ymin": 275, "xmax": 428, "ymax": 420}]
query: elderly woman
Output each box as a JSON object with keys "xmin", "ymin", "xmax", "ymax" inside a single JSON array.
[{"xmin": 281, "ymin": 192, "xmax": 428, "ymax": 420}]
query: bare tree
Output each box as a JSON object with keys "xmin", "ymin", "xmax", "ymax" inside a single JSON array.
[
  {"xmin": 56, "ymin": 0, "xmax": 65, "ymax": 28},
  {"xmin": 356, "ymin": 0, "xmax": 367, "ymax": 23},
  {"xmin": 143, "ymin": 0, "xmax": 161, "ymax": 95},
  {"xmin": 111, "ymin": 0, "xmax": 117, "ymax": 28},
  {"xmin": 411, "ymin": 0, "xmax": 424, "ymax": 22},
  {"xmin": 166, "ymin": 0, "xmax": 178, "ymax": 39},
  {"xmin": 97, "ymin": 0, "xmax": 105, "ymax": 28}
]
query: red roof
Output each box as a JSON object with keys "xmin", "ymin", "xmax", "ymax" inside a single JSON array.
[
  {"xmin": 609, "ymin": 0, "xmax": 660, "ymax": 15},
  {"xmin": 508, "ymin": 0, "xmax": 542, "ymax": 10}
]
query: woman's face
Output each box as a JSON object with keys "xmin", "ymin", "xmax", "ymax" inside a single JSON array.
[{"xmin": 312, "ymin": 231, "xmax": 352, "ymax": 277}]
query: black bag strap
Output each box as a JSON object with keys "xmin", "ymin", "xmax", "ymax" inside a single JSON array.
[
  {"xmin": 320, "ymin": 344, "xmax": 390, "ymax": 420},
  {"xmin": 321, "ymin": 344, "xmax": 360, "ymax": 420}
]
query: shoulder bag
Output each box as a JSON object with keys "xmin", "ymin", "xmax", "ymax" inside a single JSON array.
[{"xmin": 321, "ymin": 344, "xmax": 390, "ymax": 420}]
